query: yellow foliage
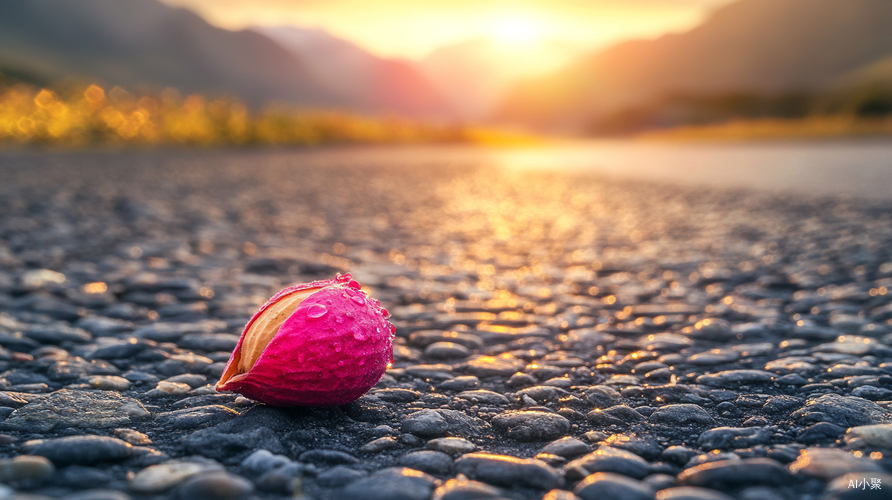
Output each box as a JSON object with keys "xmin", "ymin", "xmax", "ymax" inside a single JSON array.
[{"xmin": 0, "ymin": 82, "xmax": 495, "ymax": 148}]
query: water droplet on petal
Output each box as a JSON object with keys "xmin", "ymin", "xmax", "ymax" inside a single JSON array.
[
  {"xmin": 388, "ymin": 323, "xmax": 396, "ymax": 337},
  {"xmin": 334, "ymin": 343, "xmax": 342, "ymax": 352},
  {"xmin": 338, "ymin": 360, "xmax": 344, "ymax": 366},
  {"xmin": 381, "ymin": 308, "xmax": 391, "ymax": 319},
  {"xmin": 354, "ymin": 331, "xmax": 365, "ymax": 340},
  {"xmin": 351, "ymin": 294, "xmax": 365, "ymax": 305},
  {"xmin": 336, "ymin": 316, "xmax": 344, "ymax": 324},
  {"xmin": 348, "ymin": 280, "xmax": 361, "ymax": 290},
  {"xmin": 307, "ymin": 304, "xmax": 327, "ymax": 318}
]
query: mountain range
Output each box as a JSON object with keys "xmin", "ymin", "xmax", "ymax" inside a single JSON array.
[{"xmin": 498, "ymin": 0, "xmax": 892, "ymax": 129}]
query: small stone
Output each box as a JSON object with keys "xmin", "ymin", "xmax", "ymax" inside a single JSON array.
[
  {"xmin": 156, "ymin": 406, "xmax": 240, "ymax": 430},
  {"xmin": 602, "ymin": 434, "xmax": 662, "ymax": 461},
  {"xmin": 240, "ymin": 449, "xmax": 290, "ymax": 475},
  {"xmin": 432, "ymin": 476, "xmax": 504, "ymax": 500},
  {"xmin": 696, "ymin": 427, "xmax": 770, "ymax": 450},
  {"xmin": 60, "ymin": 489, "xmax": 132, "ymax": 500},
  {"xmin": 696, "ymin": 371, "xmax": 775, "ymax": 387},
  {"xmin": 573, "ymin": 472, "xmax": 655, "ymax": 500},
  {"xmin": 82, "ymin": 376, "xmax": 131, "ymax": 391},
  {"xmin": 299, "ymin": 449, "xmax": 359, "ymax": 465},
  {"xmin": 427, "ymin": 437, "xmax": 477, "ymax": 456},
  {"xmin": 656, "ymin": 487, "xmax": 734, "ymax": 500},
  {"xmin": 375, "ymin": 388, "xmax": 421, "ymax": 403},
  {"xmin": 844, "ymin": 423, "xmax": 892, "ymax": 449},
  {"xmin": 491, "ymin": 411, "xmax": 570, "ymax": 442},
  {"xmin": 402, "ymin": 409, "xmax": 488, "ymax": 439},
  {"xmin": 648, "ymin": 405, "xmax": 714, "ymax": 427},
  {"xmin": 342, "ymin": 467, "xmax": 438, "ymax": 500},
  {"xmin": 130, "ymin": 459, "xmax": 223, "ymax": 494},
  {"xmin": 587, "ymin": 406, "xmax": 645, "ymax": 427},
  {"xmin": 155, "ymin": 381, "xmax": 192, "ymax": 395},
  {"xmin": 164, "ymin": 374, "xmax": 208, "ymax": 388},
  {"xmin": 399, "ymin": 450, "xmax": 453, "ymax": 475},
  {"xmin": 678, "ymin": 458, "xmax": 790, "ymax": 488},
  {"xmin": 797, "ymin": 422, "xmax": 846, "ymax": 443},
  {"xmin": 0, "ymin": 455, "xmax": 55, "ymax": 483},
  {"xmin": 361, "ymin": 436, "xmax": 399, "ymax": 453},
  {"xmin": 23, "ymin": 435, "xmax": 132, "ymax": 465},
  {"xmin": 457, "ymin": 390, "xmax": 509, "ymax": 405},
  {"xmin": 454, "ymin": 453, "xmax": 561, "ymax": 490},
  {"xmin": 425, "ymin": 342, "xmax": 471, "ymax": 359},
  {"xmin": 791, "ymin": 394, "xmax": 890, "ymax": 427},
  {"xmin": 564, "ymin": 447, "xmax": 651, "ymax": 480},
  {"xmin": 177, "ymin": 471, "xmax": 254, "ymax": 500},
  {"xmin": 316, "ymin": 466, "xmax": 366, "ymax": 488},
  {"xmin": 542, "ymin": 437, "xmax": 590, "ymax": 459},
  {"xmin": 0, "ymin": 390, "xmax": 149, "ymax": 432},
  {"xmin": 788, "ymin": 447, "xmax": 885, "ymax": 479}
]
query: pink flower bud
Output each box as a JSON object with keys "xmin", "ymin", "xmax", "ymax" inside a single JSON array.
[{"xmin": 216, "ymin": 273, "xmax": 394, "ymax": 406}]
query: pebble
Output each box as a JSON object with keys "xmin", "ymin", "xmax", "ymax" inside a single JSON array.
[
  {"xmin": 130, "ymin": 459, "xmax": 224, "ymax": 494},
  {"xmin": 843, "ymin": 423, "xmax": 892, "ymax": 449},
  {"xmin": 240, "ymin": 449, "xmax": 291, "ymax": 475},
  {"xmin": 788, "ymin": 447, "xmax": 885, "ymax": 479},
  {"xmin": 0, "ymin": 390, "xmax": 150, "ymax": 432},
  {"xmin": 456, "ymin": 390, "xmax": 509, "ymax": 405},
  {"xmin": 81, "ymin": 375, "xmax": 131, "ymax": 391},
  {"xmin": 399, "ymin": 450, "xmax": 453, "ymax": 475},
  {"xmin": 542, "ymin": 437, "xmax": 591, "ymax": 459},
  {"xmin": 564, "ymin": 447, "xmax": 652, "ymax": 480},
  {"xmin": 791, "ymin": 394, "xmax": 890, "ymax": 427},
  {"xmin": 696, "ymin": 427, "xmax": 770, "ymax": 450},
  {"xmin": 402, "ymin": 409, "xmax": 488, "ymax": 438},
  {"xmin": 427, "ymin": 437, "xmax": 477, "ymax": 456},
  {"xmin": 177, "ymin": 471, "xmax": 254, "ymax": 500},
  {"xmin": 342, "ymin": 467, "xmax": 438, "ymax": 500},
  {"xmin": 316, "ymin": 466, "xmax": 366, "ymax": 488},
  {"xmin": 696, "ymin": 371, "xmax": 775, "ymax": 387},
  {"xmin": 648, "ymin": 405, "xmax": 714, "ymax": 426},
  {"xmin": 360, "ymin": 436, "xmax": 399, "ymax": 453},
  {"xmin": 655, "ymin": 487, "xmax": 734, "ymax": 500},
  {"xmin": 492, "ymin": 411, "xmax": 570, "ymax": 442},
  {"xmin": 454, "ymin": 453, "xmax": 561, "ymax": 490},
  {"xmin": 677, "ymin": 458, "xmax": 790, "ymax": 488},
  {"xmin": 23, "ymin": 435, "xmax": 133, "ymax": 465},
  {"xmin": 155, "ymin": 405, "xmax": 240, "ymax": 429},
  {"xmin": 573, "ymin": 472, "xmax": 655, "ymax": 500},
  {"xmin": 60, "ymin": 490, "xmax": 132, "ymax": 500},
  {"xmin": 425, "ymin": 342, "xmax": 471, "ymax": 359},
  {"xmin": 0, "ymin": 455, "xmax": 55, "ymax": 483},
  {"xmin": 432, "ymin": 476, "xmax": 505, "ymax": 500}
]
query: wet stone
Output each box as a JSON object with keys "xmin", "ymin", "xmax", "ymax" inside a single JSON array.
[
  {"xmin": 399, "ymin": 450, "xmax": 453, "ymax": 475},
  {"xmin": 425, "ymin": 342, "xmax": 471, "ymax": 359},
  {"xmin": 129, "ymin": 459, "xmax": 224, "ymax": 494},
  {"xmin": 426, "ymin": 437, "xmax": 477, "ymax": 456},
  {"xmin": 788, "ymin": 447, "xmax": 885, "ymax": 479},
  {"xmin": 23, "ymin": 435, "xmax": 133, "ymax": 465},
  {"xmin": 402, "ymin": 409, "xmax": 488, "ymax": 438},
  {"xmin": 797, "ymin": 422, "xmax": 846, "ymax": 443},
  {"xmin": 564, "ymin": 447, "xmax": 652, "ymax": 480},
  {"xmin": 454, "ymin": 453, "xmax": 561, "ymax": 490},
  {"xmin": 360, "ymin": 436, "xmax": 398, "ymax": 453},
  {"xmin": 0, "ymin": 390, "xmax": 149, "ymax": 432},
  {"xmin": 542, "ymin": 437, "xmax": 590, "ymax": 459},
  {"xmin": 843, "ymin": 423, "xmax": 892, "ymax": 449},
  {"xmin": 432, "ymin": 476, "xmax": 504, "ymax": 500},
  {"xmin": 696, "ymin": 427, "xmax": 770, "ymax": 450},
  {"xmin": 316, "ymin": 466, "xmax": 366, "ymax": 488},
  {"xmin": 657, "ymin": 487, "xmax": 734, "ymax": 500},
  {"xmin": 492, "ymin": 411, "xmax": 570, "ymax": 442},
  {"xmin": 696, "ymin": 370, "xmax": 775, "ymax": 387},
  {"xmin": 0, "ymin": 455, "xmax": 55, "ymax": 483},
  {"xmin": 587, "ymin": 406, "xmax": 645, "ymax": 427},
  {"xmin": 677, "ymin": 458, "xmax": 790, "ymax": 488},
  {"xmin": 791, "ymin": 394, "xmax": 890, "ymax": 427},
  {"xmin": 457, "ymin": 390, "xmax": 509, "ymax": 405},
  {"xmin": 573, "ymin": 472, "xmax": 655, "ymax": 500},
  {"xmin": 177, "ymin": 471, "xmax": 255, "ymax": 500},
  {"xmin": 602, "ymin": 434, "xmax": 662, "ymax": 460},
  {"xmin": 156, "ymin": 405, "xmax": 240, "ymax": 430},
  {"xmin": 648, "ymin": 405, "xmax": 714, "ymax": 427},
  {"xmin": 342, "ymin": 467, "xmax": 438, "ymax": 500},
  {"xmin": 240, "ymin": 449, "xmax": 291, "ymax": 475}
]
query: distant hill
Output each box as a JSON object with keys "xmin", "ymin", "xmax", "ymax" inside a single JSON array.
[
  {"xmin": 0, "ymin": 0, "xmax": 333, "ymax": 108},
  {"xmin": 498, "ymin": 0, "xmax": 892, "ymax": 129},
  {"xmin": 255, "ymin": 27, "xmax": 454, "ymax": 119},
  {"xmin": 419, "ymin": 38, "xmax": 584, "ymax": 121}
]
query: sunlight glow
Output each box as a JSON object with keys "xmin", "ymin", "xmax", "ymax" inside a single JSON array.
[{"xmin": 492, "ymin": 18, "xmax": 541, "ymax": 46}]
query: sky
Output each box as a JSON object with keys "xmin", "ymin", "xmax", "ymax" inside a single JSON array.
[{"xmin": 159, "ymin": 0, "xmax": 736, "ymax": 60}]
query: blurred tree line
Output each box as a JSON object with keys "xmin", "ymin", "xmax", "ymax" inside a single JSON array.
[{"xmin": 589, "ymin": 84, "xmax": 892, "ymax": 136}]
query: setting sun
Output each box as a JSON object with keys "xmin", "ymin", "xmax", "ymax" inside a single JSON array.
[{"xmin": 492, "ymin": 18, "xmax": 542, "ymax": 46}]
